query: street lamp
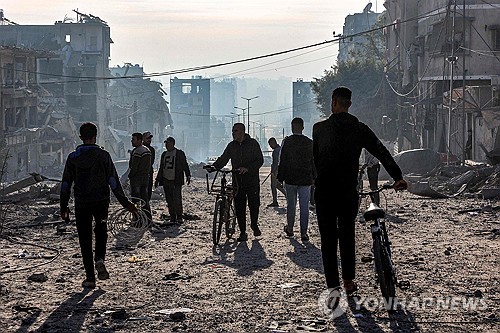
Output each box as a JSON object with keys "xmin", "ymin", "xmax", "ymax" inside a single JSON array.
[
  {"xmin": 241, "ymin": 96, "xmax": 259, "ymax": 131},
  {"xmin": 234, "ymin": 107, "xmax": 246, "ymax": 125}
]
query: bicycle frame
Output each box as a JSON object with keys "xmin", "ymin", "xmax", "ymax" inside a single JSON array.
[
  {"xmin": 359, "ymin": 184, "xmax": 399, "ymax": 307},
  {"xmin": 204, "ymin": 168, "xmax": 238, "ymax": 245}
]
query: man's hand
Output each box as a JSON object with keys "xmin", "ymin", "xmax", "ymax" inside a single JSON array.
[
  {"xmin": 239, "ymin": 167, "xmax": 249, "ymax": 174},
  {"xmin": 60, "ymin": 207, "xmax": 70, "ymax": 222},
  {"xmin": 126, "ymin": 201, "xmax": 138, "ymax": 213},
  {"xmin": 186, "ymin": 176, "xmax": 191, "ymax": 185},
  {"xmin": 393, "ymin": 179, "xmax": 408, "ymax": 191}
]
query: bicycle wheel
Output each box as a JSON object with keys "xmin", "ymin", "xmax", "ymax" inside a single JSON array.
[
  {"xmin": 225, "ymin": 201, "xmax": 236, "ymax": 239},
  {"xmin": 212, "ymin": 198, "xmax": 224, "ymax": 245},
  {"xmin": 373, "ymin": 236, "xmax": 396, "ymax": 309}
]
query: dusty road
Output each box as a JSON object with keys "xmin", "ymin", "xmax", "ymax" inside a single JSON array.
[{"xmin": 0, "ymin": 167, "xmax": 498, "ymax": 332}]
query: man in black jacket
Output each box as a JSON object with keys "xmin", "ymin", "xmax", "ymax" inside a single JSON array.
[
  {"xmin": 277, "ymin": 117, "xmax": 315, "ymax": 241},
  {"xmin": 313, "ymin": 87, "xmax": 407, "ymax": 294},
  {"xmin": 155, "ymin": 136, "xmax": 191, "ymax": 223},
  {"xmin": 213, "ymin": 123, "xmax": 264, "ymax": 241},
  {"xmin": 61, "ymin": 122, "xmax": 136, "ymax": 289}
]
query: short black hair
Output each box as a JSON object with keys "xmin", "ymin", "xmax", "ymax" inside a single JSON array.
[
  {"xmin": 233, "ymin": 123, "xmax": 245, "ymax": 132},
  {"xmin": 80, "ymin": 122, "xmax": 97, "ymax": 140},
  {"xmin": 132, "ymin": 132, "xmax": 143, "ymax": 141},
  {"xmin": 291, "ymin": 117, "xmax": 304, "ymax": 127},
  {"xmin": 332, "ymin": 86, "xmax": 352, "ymax": 108},
  {"xmin": 268, "ymin": 137, "xmax": 277, "ymax": 144},
  {"xmin": 164, "ymin": 136, "xmax": 175, "ymax": 144}
]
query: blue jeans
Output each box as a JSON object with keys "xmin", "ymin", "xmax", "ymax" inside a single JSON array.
[{"xmin": 284, "ymin": 183, "xmax": 311, "ymax": 235}]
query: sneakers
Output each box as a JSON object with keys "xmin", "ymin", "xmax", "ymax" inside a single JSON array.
[
  {"xmin": 301, "ymin": 234, "xmax": 309, "ymax": 242},
  {"xmin": 95, "ymin": 260, "xmax": 110, "ymax": 280},
  {"xmin": 253, "ymin": 227, "xmax": 262, "ymax": 237},
  {"xmin": 82, "ymin": 279, "xmax": 96, "ymax": 289},
  {"xmin": 267, "ymin": 202, "xmax": 279, "ymax": 207},
  {"xmin": 283, "ymin": 225, "xmax": 294, "ymax": 237},
  {"xmin": 236, "ymin": 233, "xmax": 248, "ymax": 242}
]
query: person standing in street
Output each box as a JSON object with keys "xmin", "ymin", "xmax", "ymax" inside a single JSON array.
[
  {"xmin": 212, "ymin": 123, "xmax": 264, "ymax": 242},
  {"xmin": 142, "ymin": 131, "xmax": 155, "ymax": 201},
  {"xmin": 267, "ymin": 137, "xmax": 286, "ymax": 207},
  {"xmin": 128, "ymin": 132, "xmax": 152, "ymax": 218},
  {"xmin": 60, "ymin": 122, "xmax": 137, "ymax": 289},
  {"xmin": 277, "ymin": 118, "xmax": 316, "ymax": 241},
  {"xmin": 313, "ymin": 87, "xmax": 407, "ymax": 294},
  {"xmin": 155, "ymin": 136, "xmax": 191, "ymax": 224}
]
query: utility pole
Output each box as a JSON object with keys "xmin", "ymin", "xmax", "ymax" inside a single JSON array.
[
  {"xmin": 241, "ymin": 96, "xmax": 259, "ymax": 132},
  {"xmin": 461, "ymin": 0, "xmax": 467, "ymax": 163},
  {"xmin": 447, "ymin": 0, "xmax": 458, "ymax": 164}
]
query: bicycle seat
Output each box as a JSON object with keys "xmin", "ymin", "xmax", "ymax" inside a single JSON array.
[{"xmin": 363, "ymin": 203, "xmax": 385, "ymax": 221}]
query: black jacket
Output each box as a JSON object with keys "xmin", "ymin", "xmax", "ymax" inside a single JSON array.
[
  {"xmin": 60, "ymin": 144, "xmax": 129, "ymax": 209},
  {"xmin": 277, "ymin": 134, "xmax": 316, "ymax": 186},
  {"xmin": 156, "ymin": 149, "xmax": 191, "ymax": 186},
  {"xmin": 213, "ymin": 134, "xmax": 264, "ymax": 188},
  {"xmin": 313, "ymin": 112, "xmax": 402, "ymax": 192}
]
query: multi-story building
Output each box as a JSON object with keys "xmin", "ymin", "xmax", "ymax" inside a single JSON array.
[
  {"xmin": 292, "ymin": 79, "xmax": 320, "ymax": 137},
  {"xmin": 338, "ymin": 3, "xmax": 381, "ymax": 63},
  {"xmin": 170, "ymin": 76, "xmax": 211, "ymax": 162},
  {"xmin": 383, "ymin": 0, "xmax": 500, "ymax": 161},
  {"xmin": 0, "ymin": 10, "xmax": 112, "ymax": 146}
]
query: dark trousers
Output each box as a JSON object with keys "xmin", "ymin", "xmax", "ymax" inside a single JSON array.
[
  {"xmin": 367, "ymin": 164, "xmax": 380, "ymax": 205},
  {"xmin": 147, "ymin": 171, "xmax": 153, "ymax": 201},
  {"xmin": 131, "ymin": 183, "xmax": 151, "ymax": 219},
  {"xmin": 315, "ymin": 189, "xmax": 359, "ymax": 288},
  {"xmin": 234, "ymin": 185, "xmax": 260, "ymax": 233},
  {"xmin": 163, "ymin": 180, "xmax": 183, "ymax": 221},
  {"xmin": 75, "ymin": 201, "xmax": 109, "ymax": 281}
]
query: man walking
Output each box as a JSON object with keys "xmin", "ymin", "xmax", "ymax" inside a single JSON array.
[
  {"xmin": 155, "ymin": 136, "xmax": 191, "ymax": 223},
  {"xmin": 313, "ymin": 87, "xmax": 407, "ymax": 294},
  {"xmin": 212, "ymin": 123, "xmax": 264, "ymax": 242},
  {"xmin": 128, "ymin": 132, "xmax": 152, "ymax": 218},
  {"xmin": 267, "ymin": 137, "xmax": 286, "ymax": 207},
  {"xmin": 61, "ymin": 122, "xmax": 136, "ymax": 288},
  {"xmin": 142, "ymin": 131, "xmax": 155, "ymax": 201},
  {"xmin": 277, "ymin": 118, "xmax": 315, "ymax": 241}
]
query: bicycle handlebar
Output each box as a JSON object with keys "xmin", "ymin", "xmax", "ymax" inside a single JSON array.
[
  {"xmin": 359, "ymin": 183, "xmax": 393, "ymax": 196},
  {"xmin": 203, "ymin": 165, "xmax": 240, "ymax": 173}
]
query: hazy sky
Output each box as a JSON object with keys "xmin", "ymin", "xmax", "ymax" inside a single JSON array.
[{"xmin": 3, "ymin": 0, "xmax": 380, "ymax": 81}]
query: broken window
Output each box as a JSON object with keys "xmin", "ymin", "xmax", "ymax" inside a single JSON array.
[
  {"xmin": 182, "ymin": 83, "xmax": 192, "ymax": 94},
  {"xmin": 65, "ymin": 34, "xmax": 71, "ymax": 43}
]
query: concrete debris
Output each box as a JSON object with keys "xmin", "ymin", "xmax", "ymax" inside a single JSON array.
[{"xmin": 27, "ymin": 273, "xmax": 48, "ymax": 283}]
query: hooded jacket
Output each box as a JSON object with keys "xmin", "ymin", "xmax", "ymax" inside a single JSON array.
[
  {"xmin": 60, "ymin": 144, "xmax": 129, "ymax": 209},
  {"xmin": 156, "ymin": 148, "xmax": 191, "ymax": 186},
  {"xmin": 277, "ymin": 134, "xmax": 316, "ymax": 186},
  {"xmin": 213, "ymin": 134, "xmax": 264, "ymax": 188},
  {"xmin": 313, "ymin": 112, "xmax": 402, "ymax": 192}
]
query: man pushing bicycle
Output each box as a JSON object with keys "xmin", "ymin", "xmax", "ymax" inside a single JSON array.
[{"xmin": 312, "ymin": 87, "xmax": 407, "ymax": 295}]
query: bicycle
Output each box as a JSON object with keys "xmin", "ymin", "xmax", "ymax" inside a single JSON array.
[
  {"xmin": 359, "ymin": 184, "xmax": 408, "ymax": 309},
  {"xmin": 203, "ymin": 165, "xmax": 239, "ymax": 245}
]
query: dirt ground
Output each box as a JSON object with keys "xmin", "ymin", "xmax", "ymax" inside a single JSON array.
[{"xmin": 0, "ymin": 167, "xmax": 499, "ymax": 332}]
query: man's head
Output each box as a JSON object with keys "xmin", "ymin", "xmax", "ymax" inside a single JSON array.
[
  {"xmin": 268, "ymin": 137, "xmax": 277, "ymax": 149},
  {"xmin": 164, "ymin": 136, "xmax": 175, "ymax": 151},
  {"xmin": 331, "ymin": 86, "xmax": 352, "ymax": 114},
  {"xmin": 131, "ymin": 132, "xmax": 143, "ymax": 148},
  {"xmin": 79, "ymin": 122, "xmax": 97, "ymax": 143},
  {"xmin": 291, "ymin": 117, "xmax": 304, "ymax": 134},
  {"xmin": 142, "ymin": 131, "xmax": 153, "ymax": 146},
  {"xmin": 232, "ymin": 123, "xmax": 246, "ymax": 142}
]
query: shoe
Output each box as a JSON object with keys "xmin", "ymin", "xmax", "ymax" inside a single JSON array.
[
  {"xmin": 283, "ymin": 225, "xmax": 293, "ymax": 237},
  {"xmin": 176, "ymin": 218, "xmax": 184, "ymax": 224},
  {"xmin": 301, "ymin": 234, "xmax": 309, "ymax": 242},
  {"xmin": 236, "ymin": 233, "xmax": 248, "ymax": 242},
  {"xmin": 253, "ymin": 228, "xmax": 262, "ymax": 237},
  {"xmin": 343, "ymin": 280, "xmax": 358, "ymax": 296},
  {"xmin": 95, "ymin": 260, "xmax": 110, "ymax": 280},
  {"xmin": 267, "ymin": 202, "xmax": 279, "ymax": 207},
  {"xmin": 82, "ymin": 279, "xmax": 96, "ymax": 289}
]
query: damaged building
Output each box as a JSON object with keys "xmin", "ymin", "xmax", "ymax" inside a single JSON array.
[
  {"xmin": 0, "ymin": 45, "xmax": 78, "ymax": 181},
  {"xmin": 383, "ymin": 0, "xmax": 500, "ymax": 163}
]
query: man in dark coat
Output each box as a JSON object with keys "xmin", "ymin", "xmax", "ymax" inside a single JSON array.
[
  {"xmin": 155, "ymin": 136, "xmax": 191, "ymax": 223},
  {"xmin": 61, "ymin": 122, "xmax": 136, "ymax": 289},
  {"xmin": 313, "ymin": 87, "xmax": 407, "ymax": 294},
  {"xmin": 213, "ymin": 123, "xmax": 264, "ymax": 242},
  {"xmin": 142, "ymin": 131, "xmax": 156, "ymax": 201},
  {"xmin": 277, "ymin": 117, "xmax": 315, "ymax": 241}
]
